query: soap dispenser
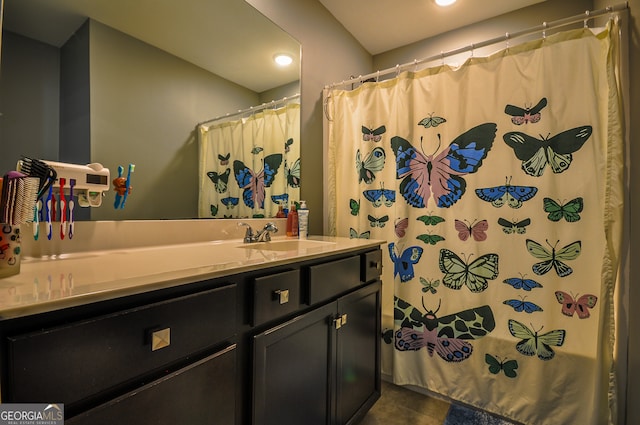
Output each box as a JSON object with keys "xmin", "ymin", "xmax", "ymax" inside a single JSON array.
[{"xmin": 286, "ymin": 201, "xmax": 298, "ymax": 237}]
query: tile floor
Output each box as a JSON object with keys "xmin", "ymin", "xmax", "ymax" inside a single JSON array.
[{"xmin": 359, "ymin": 380, "xmax": 451, "ymax": 425}]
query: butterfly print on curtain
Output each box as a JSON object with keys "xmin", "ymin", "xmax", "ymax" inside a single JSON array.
[
  {"xmin": 503, "ymin": 125, "xmax": 592, "ymax": 177},
  {"xmin": 394, "ymin": 297, "xmax": 496, "ymax": 362},
  {"xmin": 391, "ymin": 123, "xmax": 497, "ymax": 208}
]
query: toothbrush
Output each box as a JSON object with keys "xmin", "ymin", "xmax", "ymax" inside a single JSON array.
[
  {"xmin": 33, "ymin": 200, "xmax": 40, "ymax": 240},
  {"xmin": 114, "ymin": 165, "xmax": 124, "ymax": 209},
  {"xmin": 121, "ymin": 164, "xmax": 135, "ymax": 208},
  {"xmin": 59, "ymin": 178, "xmax": 67, "ymax": 240},
  {"xmin": 68, "ymin": 179, "xmax": 76, "ymax": 239},
  {"xmin": 45, "ymin": 185, "xmax": 53, "ymax": 240}
]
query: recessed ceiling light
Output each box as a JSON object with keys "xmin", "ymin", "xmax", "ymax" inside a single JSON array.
[
  {"xmin": 274, "ymin": 54, "xmax": 293, "ymax": 66},
  {"xmin": 435, "ymin": 0, "xmax": 457, "ymax": 6}
]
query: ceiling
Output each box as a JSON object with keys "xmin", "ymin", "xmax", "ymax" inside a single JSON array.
[
  {"xmin": 319, "ymin": 0, "xmax": 548, "ymax": 55},
  {"xmin": 2, "ymin": 0, "xmax": 547, "ymax": 92},
  {"xmin": 1, "ymin": 0, "xmax": 300, "ymax": 93}
]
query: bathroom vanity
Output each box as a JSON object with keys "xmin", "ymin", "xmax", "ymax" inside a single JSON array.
[{"xmin": 0, "ymin": 233, "xmax": 382, "ymax": 425}]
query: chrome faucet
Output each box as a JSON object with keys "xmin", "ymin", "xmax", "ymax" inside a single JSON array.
[{"xmin": 238, "ymin": 222, "xmax": 278, "ymax": 243}]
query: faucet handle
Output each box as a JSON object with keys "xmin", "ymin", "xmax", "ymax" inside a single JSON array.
[
  {"xmin": 238, "ymin": 222, "xmax": 254, "ymax": 242},
  {"xmin": 264, "ymin": 222, "xmax": 278, "ymax": 233}
]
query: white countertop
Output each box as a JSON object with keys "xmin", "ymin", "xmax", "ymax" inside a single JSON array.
[{"xmin": 0, "ymin": 236, "xmax": 382, "ymax": 320}]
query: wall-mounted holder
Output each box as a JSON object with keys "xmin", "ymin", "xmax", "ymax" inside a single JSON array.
[{"xmin": 42, "ymin": 161, "xmax": 110, "ymax": 207}]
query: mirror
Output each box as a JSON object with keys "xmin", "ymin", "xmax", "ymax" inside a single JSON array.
[{"xmin": 0, "ymin": 0, "xmax": 301, "ymax": 220}]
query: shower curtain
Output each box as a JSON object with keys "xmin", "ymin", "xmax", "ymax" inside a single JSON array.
[
  {"xmin": 326, "ymin": 23, "xmax": 623, "ymax": 425},
  {"xmin": 198, "ymin": 102, "xmax": 300, "ymax": 218}
]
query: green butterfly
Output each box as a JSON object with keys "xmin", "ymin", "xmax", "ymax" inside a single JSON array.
[
  {"xmin": 503, "ymin": 126, "xmax": 592, "ymax": 177},
  {"xmin": 356, "ymin": 147, "xmax": 386, "ymax": 184},
  {"xmin": 210, "ymin": 204, "xmax": 219, "ymax": 216},
  {"xmin": 526, "ymin": 239, "xmax": 581, "ymax": 277},
  {"xmin": 485, "ymin": 354, "xmax": 518, "ymax": 378},
  {"xmin": 508, "ymin": 319, "xmax": 565, "ymax": 361},
  {"xmin": 251, "ymin": 146, "xmax": 264, "ymax": 154},
  {"xmin": 416, "ymin": 233, "xmax": 445, "ymax": 245},
  {"xmin": 418, "ymin": 113, "xmax": 446, "ymax": 128},
  {"xmin": 368, "ymin": 214, "xmax": 389, "ymax": 228},
  {"xmin": 349, "ymin": 198, "xmax": 360, "ymax": 216},
  {"xmin": 543, "ymin": 197, "xmax": 583, "ymax": 222},
  {"xmin": 416, "ymin": 214, "xmax": 446, "ymax": 226},
  {"xmin": 419, "ymin": 277, "xmax": 440, "ymax": 294},
  {"xmin": 438, "ymin": 249, "xmax": 499, "ymax": 293},
  {"xmin": 349, "ymin": 228, "xmax": 370, "ymax": 239}
]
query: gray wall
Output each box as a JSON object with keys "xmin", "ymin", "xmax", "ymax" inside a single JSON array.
[
  {"xmin": 247, "ymin": 0, "xmax": 372, "ymax": 235},
  {"xmin": 0, "ymin": 20, "xmax": 262, "ymax": 220},
  {"xmin": 0, "ymin": 31, "xmax": 60, "ymax": 173},
  {"xmin": 88, "ymin": 20, "xmax": 260, "ymax": 220}
]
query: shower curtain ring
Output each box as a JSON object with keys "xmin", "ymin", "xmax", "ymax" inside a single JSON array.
[
  {"xmin": 470, "ymin": 43, "xmax": 475, "ymax": 58},
  {"xmin": 376, "ymin": 70, "xmax": 380, "ymax": 83},
  {"xmin": 584, "ymin": 10, "xmax": 590, "ymax": 28},
  {"xmin": 542, "ymin": 21, "xmax": 547, "ymax": 39},
  {"xmin": 396, "ymin": 64, "xmax": 401, "ymax": 76},
  {"xmin": 414, "ymin": 59, "xmax": 418, "ymax": 72},
  {"xmin": 505, "ymin": 32, "xmax": 510, "ymax": 49},
  {"xmin": 441, "ymin": 50, "xmax": 445, "ymax": 66}
]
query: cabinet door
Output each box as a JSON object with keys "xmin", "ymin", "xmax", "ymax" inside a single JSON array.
[
  {"xmin": 335, "ymin": 281, "xmax": 381, "ymax": 425},
  {"xmin": 253, "ymin": 302, "xmax": 336, "ymax": 425},
  {"xmin": 67, "ymin": 345, "xmax": 236, "ymax": 425}
]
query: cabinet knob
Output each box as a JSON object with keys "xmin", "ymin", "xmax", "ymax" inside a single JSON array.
[
  {"xmin": 151, "ymin": 327, "xmax": 171, "ymax": 351},
  {"xmin": 370, "ymin": 261, "xmax": 381, "ymax": 271},
  {"xmin": 273, "ymin": 289, "xmax": 290, "ymax": 305}
]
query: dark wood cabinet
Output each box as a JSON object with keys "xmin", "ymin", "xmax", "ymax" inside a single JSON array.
[
  {"xmin": 0, "ymin": 246, "xmax": 382, "ymax": 425},
  {"xmin": 67, "ymin": 345, "xmax": 237, "ymax": 425},
  {"xmin": 253, "ymin": 257, "xmax": 381, "ymax": 425}
]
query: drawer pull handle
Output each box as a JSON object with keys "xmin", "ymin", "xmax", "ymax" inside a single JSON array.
[
  {"xmin": 273, "ymin": 289, "xmax": 290, "ymax": 305},
  {"xmin": 151, "ymin": 328, "xmax": 171, "ymax": 351},
  {"xmin": 370, "ymin": 261, "xmax": 381, "ymax": 271},
  {"xmin": 334, "ymin": 314, "xmax": 348, "ymax": 330}
]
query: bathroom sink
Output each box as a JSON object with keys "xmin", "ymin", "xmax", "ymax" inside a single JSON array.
[{"xmin": 237, "ymin": 239, "xmax": 336, "ymax": 251}]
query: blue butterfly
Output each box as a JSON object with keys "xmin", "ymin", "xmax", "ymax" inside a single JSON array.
[
  {"xmin": 503, "ymin": 298, "xmax": 543, "ymax": 313},
  {"xmin": 389, "ymin": 242, "xmax": 423, "ymax": 283},
  {"xmin": 233, "ymin": 154, "xmax": 283, "ymax": 208},
  {"xmin": 503, "ymin": 275, "xmax": 543, "ymax": 291},
  {"xmin": 363, "ymin": 184, "xmax": 396, "ymax": 207},
  {"xmin": 221, "ymin": 196, "xmax": 239, "ymax": 208},
  {"xmin": 475, "ymin": 176, "xmax": 538, "ymax": 208},
  {"xmin": 271, "ymin": 193, "xmax": 289, "ymax": 204},
  {"xmin": 390, "ymin": 123, "xmax": 497, "ymax": 208}
]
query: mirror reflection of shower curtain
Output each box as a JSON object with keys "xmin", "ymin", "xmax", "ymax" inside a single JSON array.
[{"xmin": 198, "ymin": 102, "xmax": 300, "ymax": 218}]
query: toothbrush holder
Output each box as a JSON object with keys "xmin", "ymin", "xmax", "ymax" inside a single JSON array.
[{"xmin": 0, "ymin": 224, "xmax": 22, "ymax": 279}]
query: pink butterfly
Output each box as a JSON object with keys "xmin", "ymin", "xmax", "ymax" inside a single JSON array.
[
  {"xmin": 395, "ymin": 323, "xmax": 473, "ymax": 362},
  {"xmin": 394, "ymin": 218, "xmax": 409, "ymax": 238},
  {"xmin": 454, "ymin": 219, "xmax": 488, "ymax": 242},
  {"xmin": 554, "ymin": 291, "xmax": 598, "ymax": 319}
]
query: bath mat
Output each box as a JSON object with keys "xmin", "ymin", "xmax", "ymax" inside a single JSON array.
[{"xmin": 444, "ymin": 403, "xmax": 517, "ymax": 425}]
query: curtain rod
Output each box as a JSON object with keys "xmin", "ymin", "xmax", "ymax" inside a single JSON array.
[
  {"xmin": 198, "ymin": 93, "xmax": 300, "ymax": 126},
  {"xmin": 326, "ymin": 2, "xmax": 628, "ymax": 90}
]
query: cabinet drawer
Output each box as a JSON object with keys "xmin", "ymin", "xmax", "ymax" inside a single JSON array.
[
  {"xmin": 67, "ymin": 345, "xmax": 236, "ymax": 425},
  {"xmin": 361, "ymin": 249, "xmax": 383, "ymax": 283},
  {"xmin": 253, "ymin": 269, "xmax": 301, "ymax": 326},
  {"xmin": 7, "ymin": 284, "xmax": 237, "ymax": 407},
  {"xmin": 307, "ymin": 256, "xmax": 361, "ymax": 305}
]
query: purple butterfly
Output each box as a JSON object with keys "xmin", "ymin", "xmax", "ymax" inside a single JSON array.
[{"xmin": 390, "ymin": 123, "xmax": 497, "ymax": 208}]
